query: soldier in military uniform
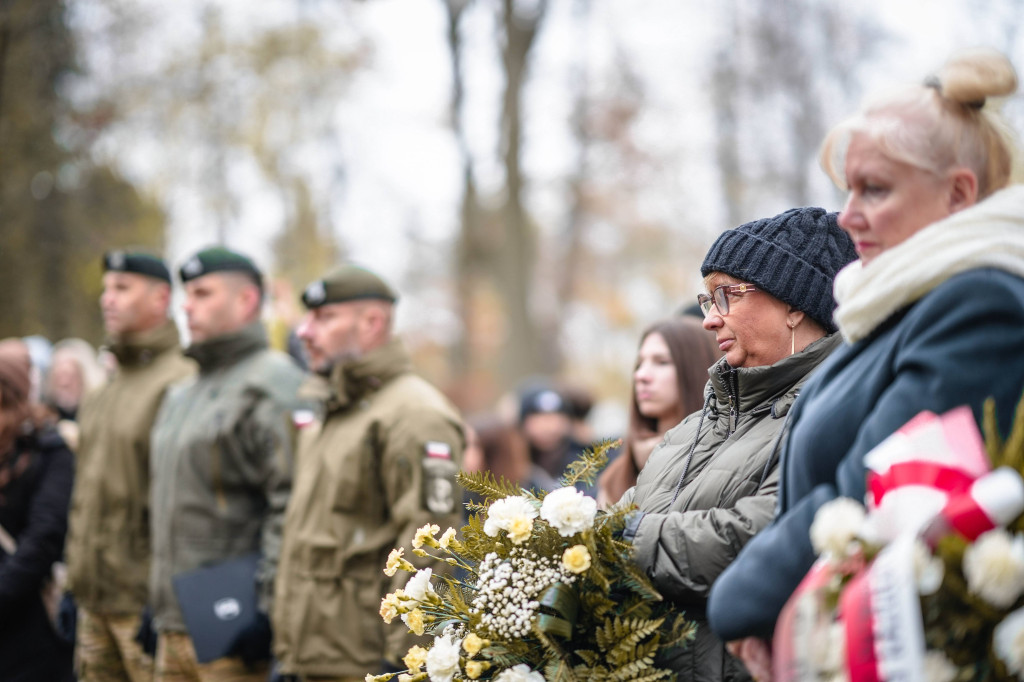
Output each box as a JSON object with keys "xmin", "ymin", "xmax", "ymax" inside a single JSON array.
[
  {"xmin": 272, "ymin": 264, "xmax": 464, "ymax": 682},
  {"xmin": 149, "ymin": 248, "xmax": 306, "ymax": 682},
  {"xmin": 67, "ymin": 250, "xmax": 196, "ymax": 682}
]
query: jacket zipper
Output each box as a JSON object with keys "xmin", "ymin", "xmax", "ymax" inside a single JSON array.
[{"xmin": 719, "ymin": 364, "xmax": 740, "ymax": 436}]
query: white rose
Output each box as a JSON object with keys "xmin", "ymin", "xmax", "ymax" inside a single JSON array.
[
  {"xmin": 809, "ymin": 497, "xmax": 866, "ymax": 560},
  {"xmin": 484, "ymin": 496, "xmax": 538, "ymax": 538},
  {"xmin": 494, "ymin": 663, "xmax": 545, "ymax": 682},
  {"xmin": 912, "ymin": 539, "xmax": 944, "ymax": 595},
  {"xmin": 404, "ymin": 568, "xmax": 437, "ymax": 604},
  {"xmin": 963, "ymin": 529, "xmax": 1024, "ymax": 608},
  {"xmin": 539, "ymin": 486, "xmax": 598, "ymax": 537},
  {"xmin": 921, "ymin": 650, "xmax": 958, "ymax": 682},
  {"xmin": 425, "ymin": 633, "xmax": 463, "ymax": 682},
  {"xmin": 994, "ymin": 607, "xmax": 1024, "ymax": 677}
]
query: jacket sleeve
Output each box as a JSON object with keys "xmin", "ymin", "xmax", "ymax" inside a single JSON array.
[
  {"xmin": 237, "ymin": 386, "xmax": 301, "ymax": 615},
  {"xmin": 0, "ymin": 437, "xmax": 74, "ymax": 611},
  {"xmin": 708, "ymin": 269, "xmax": 1024, "ymax": 642},
  {"xmin": 630, "ymin": 466, "xmax": 778, "ymax": 605},
  {"xmin": 380, "ymin": 407, "xmax": 465, "ymax": 665}
]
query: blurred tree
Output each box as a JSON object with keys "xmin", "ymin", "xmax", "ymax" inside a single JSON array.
[
  {"xmin": 711, "ymin": 0, "xmax": 885, "ymax": 221},
  {"xmin": 71, "ymin": 1, "xmax": 365, "ymax": 289},
  {"xmin": 0, "ymin": 0, "xmax": 164, "ymax": 343}
]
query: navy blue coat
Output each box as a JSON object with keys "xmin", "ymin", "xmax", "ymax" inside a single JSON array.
[{"xmin": 707, "ymin": 268, "xmax": 1024, "ymax": 642}]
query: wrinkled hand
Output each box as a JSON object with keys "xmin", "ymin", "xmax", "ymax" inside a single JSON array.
[
  {"xmin": 229, "ymin": 611, "xmax": 273, "ymax": 667},
  {"xmin": 134, "ymin": 606, "xmax": 158, "ymax": 657},
  {"xmin": 728, "ymin": 637, "xmax": 773, "ymax": 682}
]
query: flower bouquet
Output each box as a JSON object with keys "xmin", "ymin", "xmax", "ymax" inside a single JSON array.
[
  {"xmin": 371, "ymin": 441, "xmax": 695, "ymax": 682},
  {"xmin": 775, "ymin": 399, "xmax": 1024, "ymax": 681}
]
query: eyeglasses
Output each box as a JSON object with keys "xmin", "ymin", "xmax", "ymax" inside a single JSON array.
[{"xmin": 697, "ymin": 283, "xmax": 758, "ymax": 317}]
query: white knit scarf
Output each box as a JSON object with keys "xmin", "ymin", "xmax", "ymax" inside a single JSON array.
[{"xmin": 833, "ymin": 184, "xmax": 1024, "ymax": 343}]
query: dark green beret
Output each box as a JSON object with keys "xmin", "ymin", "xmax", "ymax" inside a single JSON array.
[
  {"xmin": 179, "ymin": 247, "xmax": 263, "ymax": 289},
  {"xmin": 103, "ymin": 250, "xmax": 171, "ymax": 283},
  {"xmin": 301, "ymin": 264, "xmax": 398, "ymax": 309}
]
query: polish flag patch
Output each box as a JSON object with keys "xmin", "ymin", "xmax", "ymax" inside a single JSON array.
[{"xmin": 425, "ymin": 441, "xmax": 452, "ymax": 459}]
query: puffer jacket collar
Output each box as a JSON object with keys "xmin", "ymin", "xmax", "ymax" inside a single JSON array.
[
  {"xmin": 706, "ymin": 333, "xmax": 842, "ymax": 429},
  {"xmin": 301, "ymin": 338, "xmax": 412, "ymax": 414},
  {"xmin": 105, "ymin": 319, "xmax": 181, "ymax": 368},
  {"xmin": 184, "ymin": 321, "xmax": 267, "ymax": 374}
]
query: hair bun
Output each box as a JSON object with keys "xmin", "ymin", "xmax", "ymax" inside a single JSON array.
[{"xmin": 938, "ymin": 48, "xmax": 1018, "ymax": 108}]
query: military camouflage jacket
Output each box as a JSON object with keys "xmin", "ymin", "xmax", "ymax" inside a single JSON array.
[
  {"xmin": 273, "ymin": 338, "xmax": 465, "ymax": 678},
  {"xmin": 149, "ymin": 322, "xmax": 305, "ymax": 633},
  {"xmin": 67, "ymin": 320, "xmax": 195, "ymax": 614}
]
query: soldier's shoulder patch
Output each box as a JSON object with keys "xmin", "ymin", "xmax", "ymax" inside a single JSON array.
[
  {"xmin": 292, "ymin": 409, "xmax": 316, "ymax": 428},
  {"xmin": 424, "ymin": 441, "xmax": 452, "ymax": 459},
  {"xmin": 422, "ymin": 441, "xmax": 458, "ymax": 515}
]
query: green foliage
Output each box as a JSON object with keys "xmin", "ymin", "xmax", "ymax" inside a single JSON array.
[
  {"xmin": 560, "ymin": 439, "xmax": 618, "ymax": 488},
  {"xmin": 457, "ymin": 469, "xmax": 527, "ymax": 503},
  {"xmin": 378, "ymin": 449, "xmax": 694, "ymax": 680}
]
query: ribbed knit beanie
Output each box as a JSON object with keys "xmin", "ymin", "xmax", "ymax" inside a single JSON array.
[{"xmin": 700, "ymin": 207, "xmax": 857, "ymax": 333}]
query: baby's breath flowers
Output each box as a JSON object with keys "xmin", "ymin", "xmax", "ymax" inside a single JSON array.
[{"xmin": 470, "ymin": 548, "xmax": 576, "ymax": 639}]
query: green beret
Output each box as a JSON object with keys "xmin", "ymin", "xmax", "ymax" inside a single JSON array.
[
  {"xmin": 179, "ymin": 247, "xmax": 263, "ymax": 289},
  {"xmin": 301, "ymin": 264, "xmax": 398, "ymax": 309},
  {"xmin": 103, "ymin": 250, "xmax": 171, "ymax": 283}
]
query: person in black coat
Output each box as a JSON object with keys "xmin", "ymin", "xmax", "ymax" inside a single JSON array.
[
  {"xmin": 707, "ymin": 49, "xmax": 1024, "ymax": 679},
  {"xmin": 0, "ymin": 339, "xmax": 75, "ymax": 682}
]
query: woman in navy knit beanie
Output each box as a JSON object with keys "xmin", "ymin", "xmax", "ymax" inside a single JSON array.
[{"xmin": 616, "ymin": 206, "xmax": 856, "ymax": 681}]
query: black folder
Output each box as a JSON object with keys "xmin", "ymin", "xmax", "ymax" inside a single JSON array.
[{"xmin": 171, "ymin": 552, "xmax": 261, "ymax": 663}]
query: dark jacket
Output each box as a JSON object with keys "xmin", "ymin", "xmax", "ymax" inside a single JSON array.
[
  {"xmin": 708, "ymin": 268, "xmax": 1024, "ymax": 642},
  {"xmin": 620, "ymin": 334, "xmax": 840, "ymax": 682},
  {"xmin": 150, "ymin": 322, "xmax": 305, "ymax": 633},
  {"xmin": 0, "ymin": 427, "xmax": 75, "ymax": 681}
]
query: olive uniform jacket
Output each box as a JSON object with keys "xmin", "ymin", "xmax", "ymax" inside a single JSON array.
[
  {"xmin": 149, "ymin": 322, "xmax": 306, "ymax": 633},
  {"xmin": 620, "ymin": 334, "xmax": 841, "ymax": 682},
  {"xmin": 273, "ymin": 338, "xmax": 465, "ymax": 678},
  {"xmin": 66, "ymin": 320, "xmax": 195, "ymax": 615}
]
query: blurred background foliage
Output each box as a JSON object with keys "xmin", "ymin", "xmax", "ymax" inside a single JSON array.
[{"xmin": 2, "ymin": 0, "xmax": 1023, "ymax": 417}]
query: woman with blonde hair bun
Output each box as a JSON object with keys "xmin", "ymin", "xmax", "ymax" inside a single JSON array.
[{"xmin": 709, "ymin": 49, "xmax": 1024, "ymax": 679}]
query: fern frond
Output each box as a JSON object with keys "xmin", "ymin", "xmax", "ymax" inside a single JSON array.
[
  {"xmin": 457, "ymin": 470, "xmax": 526, "ymax": 502},
  {"xmin": 606, "ymin": 617, "xmax": 664, "ymax": 666},
  {"xmin": 560, "ymin": 439, "xmax": 620, "ymax": 487}
]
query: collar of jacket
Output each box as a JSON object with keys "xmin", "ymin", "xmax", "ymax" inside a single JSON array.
[
  {"xmin": 105, "ymin": 319, "xmax": 181, "ymax": 367},
  {"xmin": 302, "ymin": 337, "xmax": 412, "ymax": 413},
  {"xmin": 707, "ymin": 333, "xmax": 841, "ymax": 417},
  {"xmin": 184, "ymin": 321, "xmax": 268, "ymax": 373}
]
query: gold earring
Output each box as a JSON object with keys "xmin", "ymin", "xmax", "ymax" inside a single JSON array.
[{"xmin": 789, "ymin": 323, "xmax": 796, "ymax": 355}]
